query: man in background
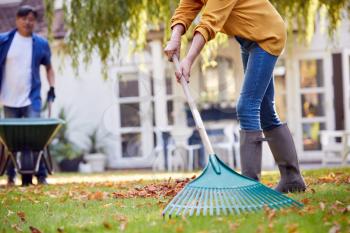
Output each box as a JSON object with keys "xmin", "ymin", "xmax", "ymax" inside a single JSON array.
[{"xmin": 0, "ymin": 5, "xmax": 56, "ymax": 186}]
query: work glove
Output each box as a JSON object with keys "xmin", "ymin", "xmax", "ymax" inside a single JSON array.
[{"xmin": 47, "ymin": 86, "xmax": 56, "ymax": 102}]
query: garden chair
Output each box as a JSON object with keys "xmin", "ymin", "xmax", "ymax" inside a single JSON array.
[{"xmin": 320, "ymin": 130, "xmax": 350, "ymax": 166}]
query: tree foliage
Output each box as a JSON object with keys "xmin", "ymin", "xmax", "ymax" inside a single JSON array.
[{"xmin": 44, "ymin": 0, "xmax": 350, "ymax": 71}]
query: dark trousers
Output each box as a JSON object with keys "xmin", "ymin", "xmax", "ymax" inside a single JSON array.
[{"xmin": 4, "ymin": 106, "xmax": 47, "ymax": 179}]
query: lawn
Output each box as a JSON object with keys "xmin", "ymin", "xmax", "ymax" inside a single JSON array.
[{"xmin": 0, "ymin": 167, "xmax": 349, "ymax": 233}]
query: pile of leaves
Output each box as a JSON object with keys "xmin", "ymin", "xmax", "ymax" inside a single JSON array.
[{"xmin": 112, "ymin": 176, "xmax": 195, "ymax": 199}]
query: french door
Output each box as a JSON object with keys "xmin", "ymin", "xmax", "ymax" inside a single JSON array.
[{"xmin": 294, "ymin": 52, "xmax": 334, "ymax": 161}]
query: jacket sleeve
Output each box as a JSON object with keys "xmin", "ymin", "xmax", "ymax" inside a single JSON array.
[
  {"xmin": 170, "ymin": 0, "xmax": 203, "ymax": 32},
  {"xmin": 194, "ymin": 0, "xmax": 238, "ymax": 42}
]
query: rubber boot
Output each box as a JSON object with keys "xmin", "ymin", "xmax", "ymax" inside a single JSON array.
[
  {"xmin": 240, "ymin": 130, "xmax": 263, "ymax": 181},
  {"xmin": 264, "ymin": 124, "xmax": 306, "ymax": 193}
]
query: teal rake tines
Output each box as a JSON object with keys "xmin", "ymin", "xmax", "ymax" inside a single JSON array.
[
  {"xmin": 162, "ymin": 56, "xmax": 303, "ymax": 217},
  {"xmin": 162, "ymin": 154, "xmax": 303, "ymax": 217}
]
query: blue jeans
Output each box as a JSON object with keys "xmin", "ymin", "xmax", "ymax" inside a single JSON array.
[
  {"xmin": 235, "ymin": 36, "xmax": 282, "ymax": 131},
  {"xmin": 3, "ymin": 105, "xmax": 47, "ymax": 179}
]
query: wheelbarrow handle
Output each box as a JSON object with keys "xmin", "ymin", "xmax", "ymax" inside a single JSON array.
[{"xmin": 172, "ymin": 55, "xmax": 215, "ymax": 155}]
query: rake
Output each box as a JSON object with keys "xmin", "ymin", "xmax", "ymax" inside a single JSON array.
[{"xmin": 162, "ymin": 56, "xmax": 303, "ymax": 217}]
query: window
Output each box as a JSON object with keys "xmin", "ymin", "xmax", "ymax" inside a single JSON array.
[
  {"xmin": 119, "ymin": 73, "xmax": 139, "ymax": 98},
  {"xmin": 167, "ymin": 100, "xmax": 174, "ymax": 125},
  {"xmin": 121, "ymin": 133, "xmax": 142, "ymax": 157},
  {"xmin": 300, "ymin": 60, "xmax": 324, "ymax": 88},
  {"xmin": 301, "ymin": 93, "xmax": 325, "ymax": 117},
  {"xmin": 163, "ymin": 69, "xmax": 175, "ymax": 126},
  {"xmin": 299, "ymin": 59, "xmax": 326, "ymax": 151},
  {"xmin": 120, "ymin": 103, "xmax": 140, "ymax": 127},
  {"xmin": 302, "ymin": 123, "xmax": 325, "ymax": 151}
]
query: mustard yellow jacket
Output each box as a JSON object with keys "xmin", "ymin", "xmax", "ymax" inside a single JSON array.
[{"xmin": 171, "ymin": 0, "xmax": 286, "ymax": 56}]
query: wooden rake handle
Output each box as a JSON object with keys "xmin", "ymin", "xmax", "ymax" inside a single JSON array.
[{"xmin": 172, "ymin": 55, "xmax": 215, "ymax": 155}]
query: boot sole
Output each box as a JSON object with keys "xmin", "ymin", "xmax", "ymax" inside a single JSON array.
[{"xmin": 275, "ymin": 182, "xmax": 307, "ymax": 193}]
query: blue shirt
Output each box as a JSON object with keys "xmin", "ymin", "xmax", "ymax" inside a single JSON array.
[{"xmin": 0, "ymin": 29, "xmax": 51, "ymax": 112}]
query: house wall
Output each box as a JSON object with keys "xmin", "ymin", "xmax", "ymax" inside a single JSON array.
[{"xmin": 41, "ymin": 45, "xmax": 119, "ymax": 167}]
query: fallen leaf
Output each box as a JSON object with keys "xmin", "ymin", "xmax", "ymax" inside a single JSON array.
[
  {"xmin": 147, "ymin": 185, "xmax": 157, "ymax": 192},
  {"xmin": 175, "ymin": 225, "xmax": 184, "ymax": 233},
  {"xmin": 138, "ymin": 190, "xmax": 148, "ymax": 197},
  {"xmin": 287, "ymin": 223, "xmax": 298, "ymax": 233},
  {"xmin": 57, "ymin": 227, "xmax": 65, "ymax": 233},
  {"xmin": 301, "ymin": 198, "xmax": 310, "ymax": 205},
  {"xmin": 320, "ymin": 202, "xmax": 326, "ymax": 211},
  {"xmin": 268, "ymin": 209, "xmax": 276, "ymax": 221},
  {"xmin": 335, "ymin": 200, "xmax": 344, "ymax": 206},
  {"xmin": 104, "ymin": 182, "xmax": 114, "ymax": 187},
  {"xmin": 340, "ymin": 207, "xmax": 348, "ymax": 214},
  {"xmin": 11, "ymin": 224, "xmax": 23, "ymax": 232},
  {"xmin": 29, "ymin": 226, "xmax": 42, "ymax": 233},
  {"xmin": 16, "ymin": 211, "xmax": 26, "ymax": 222},
  {"xmin": 268, "ymin": 222, "xmax": 274, "ymax": 229},
  {"xmin": 119, "ymin": 222, "xmax": 127, "ymax": 232},
  {"xmin": 7, "ymin": 210, "xmax": 14, "ymax": 217},
  {"xmin": 103, "ymin": 203, "xmax": 112, "ymax": 208},
  {"xmin": 328, "ymin": 224, "xmax": 341, "ymax": 233},
  {"xmin": 103, "ymin": 221, "xmax": 112, "ymax": 229},
  {"xmin": 88, "ymin": 191, "xmax": 105, "ymax": 201},
  {"xmin": 115, "ymin": 214, "xmax": 128, "ymax": 222},
  {"xmin": 263, "ymin": 206, "xmax": 276, "ymax": 221},
  {"xmin": 229, "ymin": 223, "xmax": 239, "ymax": 231}
]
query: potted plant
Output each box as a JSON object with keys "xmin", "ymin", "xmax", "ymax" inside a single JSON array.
[
  {"xmin": 50, "ymin": 108, "xmax": 83, "ymax": 172},
  {"xmin": 83, "ymin": 128, "xmax": 107, "ymax": 172}
]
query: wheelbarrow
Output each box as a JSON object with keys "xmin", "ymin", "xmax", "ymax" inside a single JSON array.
[{"xmin": 0, "ymin": 118, "xmax": 64, "ymax": 184}]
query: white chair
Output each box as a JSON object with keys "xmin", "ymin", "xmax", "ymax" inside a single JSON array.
[
  {"xmin": 166, "ymin": 127, "xmax": 202, "ymax": 172},
  {"xmin": 167, "ymin": 143, "xmax": 202, "ymax": 172},
  {"xmin": 320, "ymin": 130, "xmax": 350, "ymax": 166},
  {"xmin": 342, "ymin": 131, "xmax": 350, "ymax": 165},
  {"xmin": 151, "ymin": 145, "xmax": 165, "ymax": 171},
  {"xmin": 232, "ymin": 126, "xmax": 240, "ymax": 169},
  {"xmin": 151, "ymin": 130, "xmax": 166, "ymax": 171},
  {"xmin": 212, "ymin": 125, "xmax": 240, "ymax": 169}
]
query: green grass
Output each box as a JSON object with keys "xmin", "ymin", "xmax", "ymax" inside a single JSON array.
[{"xmin": 0, "ymin": 167, "xmax": 349, "ymax": 233}]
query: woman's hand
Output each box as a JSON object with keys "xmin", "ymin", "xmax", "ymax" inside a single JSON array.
[
  {"xmin": 175, "ymin": 57, "xmax": 193, "ymax": 83},
  {"xmin": 174, "ymin": 32, "xmax": 206, "ymax": 84},
  {"xmin": 164, "ymin": 24, "xmax": 185, "ymax": 61},
  {"xmin": 164, "ymin": 39, "xmax": 181, "ymax": 62}
]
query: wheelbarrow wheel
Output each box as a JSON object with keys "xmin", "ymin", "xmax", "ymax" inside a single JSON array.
[
  {"xmin": 20, "ymin": 151, "xmax": 34, "ymax": 186},
  {"xmin": 21, "ymin": 174, "xmax": 33, "ymax": 186}
]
